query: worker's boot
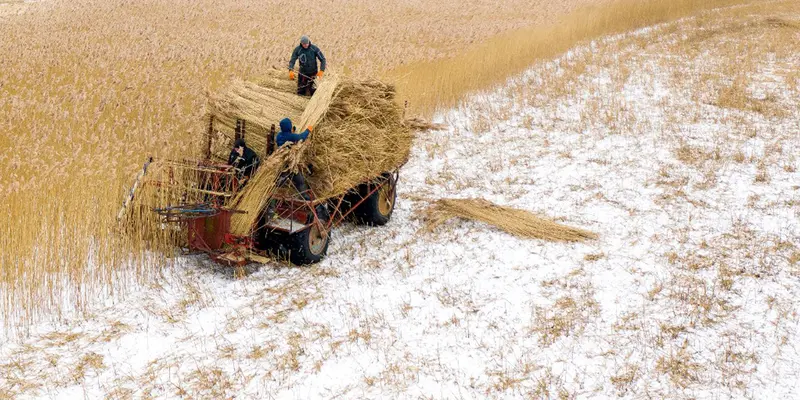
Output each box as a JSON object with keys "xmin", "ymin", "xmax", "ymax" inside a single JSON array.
[{"xmin": 264, "ymin": 201, "xmax": 277, "ymax": 221}]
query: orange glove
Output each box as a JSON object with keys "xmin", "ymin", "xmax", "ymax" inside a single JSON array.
[
  {"xmin": 289, "ymin": 70, "xmax": 296, "ymax": 80},
  {"xmin": 317, "ymin": 71, "xmax": 324, "ymax": 78},
  {"xmin": 307, "ymin": 125, "xmax": 314, "ymax": 132}
]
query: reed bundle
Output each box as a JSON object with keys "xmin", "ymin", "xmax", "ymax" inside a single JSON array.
[
  {"xmin": 228, "ymin": 147, "xmax": 293, "ymax": 235},
  {"xmin": 424, "ymin": 198, "xmax": 598, "ymax": 242},
  {"xmin": 220, "ymin": 72, "xmax": 413, "ymax": 235},
  {"xmin": 404, "ymin": 117, "xmax": 446, "ymax": 131},
  {"xmin": 297, "ymin": 74, "xmax": 340, "ymax": 129},
  {"xmin": 207, "ymin": 79, "xmax": 308, "ymax": 160},
  {"xmin": 287, "ymin": 78, "xmax": 415, "ymax": 196},
  {"xmin": 255, "ymin": 72, "xmax": 298, "ymax": 94}
]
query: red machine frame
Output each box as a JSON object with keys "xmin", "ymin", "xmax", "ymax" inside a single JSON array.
[
  {"xmin": 133, "ymin": 114, "xmax": 401, "ymax": 266},
  {"xmin": 148, "ymin": 158, "xmax": 398, "ymax": 266}
]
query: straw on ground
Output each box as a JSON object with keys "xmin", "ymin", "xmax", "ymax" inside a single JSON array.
[{"xmin": 424, "ymin": 198, "xmax": 597, "ymax": 242}]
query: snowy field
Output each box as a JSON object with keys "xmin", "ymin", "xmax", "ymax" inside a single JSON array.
[{"xmin": 3, "ymin": 6, "xmax": 800, "ymax": 399}]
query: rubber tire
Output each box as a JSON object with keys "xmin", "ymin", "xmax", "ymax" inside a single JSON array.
[
  {"xmin": 256, "ymin": 205, "xmax": 330, "ymax": 265},
  {"xmin": 283, "ymin": 223, "xmax": 330, "ymax": 265},
  {"xmin": 353, "ymin": 173, "xmax": 396, "ymax": 226}
]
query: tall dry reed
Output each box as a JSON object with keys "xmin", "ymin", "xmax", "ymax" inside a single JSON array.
[{"xmin": 389, "ymin": 0, "xmax": 759, "ymax": 114}]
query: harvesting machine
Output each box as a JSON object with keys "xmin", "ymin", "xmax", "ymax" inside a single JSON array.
[
  {"xmin": 121, "ymin": 126, "xmax": 399, "ymax": 266},
  {"xmin": 119, "ymin": 73, "xmax": 405, "ymax": 266}
]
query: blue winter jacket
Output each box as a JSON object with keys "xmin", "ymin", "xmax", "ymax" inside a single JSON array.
[
  {"xmin": 276, "ymin": 118, "xmax": 309, "ymax": 148},
  {"xmin": 288, "ymin": 43, "xmax": 326, "ymax": 76}
]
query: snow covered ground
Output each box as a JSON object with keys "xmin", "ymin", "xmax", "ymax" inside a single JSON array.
[{"xmin": 3, "ymin": 6, "xmax": 800, "ymax": 399}]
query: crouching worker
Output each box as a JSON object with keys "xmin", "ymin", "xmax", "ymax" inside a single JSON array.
[
  {"xmin": 276, "ymin": 118, "xmax": 313, "ymax": 200},
  {"xmin": 228, "ymin": 138, "xmax": 260, "ymax": 183}
]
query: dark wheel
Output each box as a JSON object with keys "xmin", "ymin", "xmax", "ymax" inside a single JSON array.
[
  {"xmin": 284, "ymin": 222, "xmax": 330, "ymax": 265},
  {"xmin": 353, "ymin": 173, "xmax": 396, "ymax": 226},
  {"xmin": 255, "ymin": 204, "xmax": 330, "ymax": 265}
]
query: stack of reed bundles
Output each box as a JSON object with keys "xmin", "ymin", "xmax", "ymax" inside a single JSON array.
[
  {"xmin": 222, "ymin": 72, "xmax": 414, "ymax": 235},
  {"xmin": 206, "ymin": 79, "xmax": 308, "ymax": 161}
]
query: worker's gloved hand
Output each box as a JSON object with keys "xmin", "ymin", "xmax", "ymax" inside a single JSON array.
[
  {"xmin": 289, "ymin": 70, "xmax": 296, "ymax": 80},
  {"xmin": 317, "ymin": 71, "xmax": 324, "ymax": 78},
  {"xmin": 307, "ymin": 125, "xmax": 313, "ymax": 132}
]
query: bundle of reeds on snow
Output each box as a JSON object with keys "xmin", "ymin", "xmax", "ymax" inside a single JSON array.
[{"xmin": 424, "ymin": 198, "xmax": 597, "ymax": 242}]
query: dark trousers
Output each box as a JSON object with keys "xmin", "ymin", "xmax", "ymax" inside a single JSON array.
[
  {"xmin": 280, "ymin": 172, "xmax": 311, "ymax": 201},
  {"xmin": 297, "ymin": 72, "xmax": 316, "ymax": 96}
]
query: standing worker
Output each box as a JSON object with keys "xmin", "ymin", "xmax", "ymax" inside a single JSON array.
[{"xmin": 288, "ymin": 35, "xmax": 326, "ymax": 96}]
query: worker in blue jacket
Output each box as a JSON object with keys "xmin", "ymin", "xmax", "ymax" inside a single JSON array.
[
  {"xmin": 276, "ymin": 118, "xmax": 313, "ymax": 200},
  {"xmin": 276, "ymin": 118, "xmax": 311, "ymax": 148}
]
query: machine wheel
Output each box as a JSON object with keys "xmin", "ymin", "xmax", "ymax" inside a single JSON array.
[
  {"xmin": 353, "ymin": 173, "xmax": 396, "ymax": 226},
  {"xmin": 255, "ymin": 204, "xmax": 330, "ymax": 265},
  {"xmin": 284, "ymin": 222, "xmax": 330, "ymax": 265}
]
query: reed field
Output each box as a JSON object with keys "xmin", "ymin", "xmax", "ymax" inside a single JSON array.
[
  {"xmin": 1, "ymin": 0, "xmax": 799, "ymax": 397},
  {"xmin": 0, "ymin": 0, "xmax": 759, "ymax": 330}
]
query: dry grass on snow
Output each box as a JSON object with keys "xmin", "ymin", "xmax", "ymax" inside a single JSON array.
[
  {"xmin": 439, "ymin": 2, "xmax": 800, "ymax": 397},
  {"xmin": 424, "ymin": 198, "xmax": 597, "ymax": 242}
]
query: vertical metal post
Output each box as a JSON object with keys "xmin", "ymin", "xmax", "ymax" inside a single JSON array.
[
  {"xmin": 205, "ymin": 115, "xmax": 214, "ymax": 160},
  {"xmin": 235, "ymin": 119, "xmax": 243, "ymax": 141},
  {"xmin": 268, "ymin": 124, "xmax": 276, "ymax": 157}
]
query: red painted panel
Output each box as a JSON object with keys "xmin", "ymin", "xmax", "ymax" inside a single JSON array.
[{"xmin": 188, "ymin": 210, "xmax": 233, "ymax": 251}]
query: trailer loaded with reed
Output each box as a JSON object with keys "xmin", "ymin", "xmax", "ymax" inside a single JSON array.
[{"xmin": 121, "ymin": 70, "xmax": 415, "ymax": 265}]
